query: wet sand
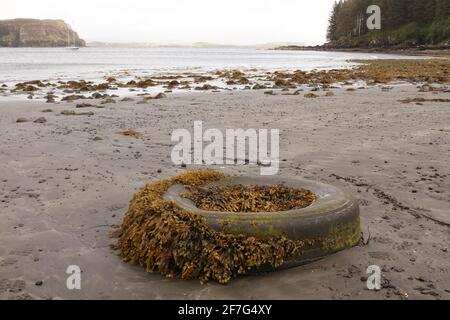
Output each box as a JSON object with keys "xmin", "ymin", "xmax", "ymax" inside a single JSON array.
[{"xmin": 0, "ymin": 84, "xmax": 449, "ymax": 300}]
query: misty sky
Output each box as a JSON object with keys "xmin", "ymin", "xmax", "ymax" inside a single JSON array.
[{"xmin": 1, "ymin": 0, "xmax": 337, "ymax": 45}]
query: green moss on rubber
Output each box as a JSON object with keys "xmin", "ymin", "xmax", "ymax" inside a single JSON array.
[
  {"xmin": 219, "ymin": 219, "xmax": 284, "ymax": 239},
  {"xmin": 321, "ymin": 216, "xmax": 361, "ymax": 252}
]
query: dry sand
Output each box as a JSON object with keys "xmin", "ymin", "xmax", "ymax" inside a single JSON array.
[{"xmin": 0, "ymin": 84, "xmax": 449, "ymax": 300}]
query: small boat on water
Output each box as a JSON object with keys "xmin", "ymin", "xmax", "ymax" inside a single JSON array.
[{"xmin": 66, "ymin": 23, "xmax": 79, "ymax": 50}]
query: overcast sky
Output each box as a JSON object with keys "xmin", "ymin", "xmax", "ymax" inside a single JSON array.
[{"xmin": 1, "ymin": 0, "xmax": 337, "ymax": 45}]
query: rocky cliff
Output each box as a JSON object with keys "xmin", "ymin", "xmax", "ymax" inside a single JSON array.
[{"xmin": 0, "ymin": 19, "xmax": 85, "ymax": 47}]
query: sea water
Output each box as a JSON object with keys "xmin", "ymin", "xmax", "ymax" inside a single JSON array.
[{"xmin": 0, "ymin": 47, "xmax": 424, "ymax": 83}]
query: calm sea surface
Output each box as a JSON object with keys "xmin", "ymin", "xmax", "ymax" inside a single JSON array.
[{"xmin": 0, "ymin": 47, "xmax": 423, "ymax": 83}]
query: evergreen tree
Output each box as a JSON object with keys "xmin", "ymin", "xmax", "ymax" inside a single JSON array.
[
  {"xmin": 327, "ymin": 1, "xmax": 341, "ymax": 41},
  {"xmin": 326, "ymin": 0, "xmax": 450, "ymax": 47}
]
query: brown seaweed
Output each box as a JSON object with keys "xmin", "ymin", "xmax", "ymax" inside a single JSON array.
[
  {"xmin": 116, "ymin": 171, "xmax": 316, "ymax": 284},
  {"xmin": 182, "ymin": 184, "xmax": 316, "ymax": 213}
]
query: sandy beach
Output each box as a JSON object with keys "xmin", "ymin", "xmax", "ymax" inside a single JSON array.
[{"xmin": 0, "ymin": 82, "xmax": 449, "ymax": 300}]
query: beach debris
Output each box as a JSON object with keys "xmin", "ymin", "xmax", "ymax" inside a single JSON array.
[
  {"xmin": 304, "ymin": 93, "xmax": 319, "ymax": 98},
  {"xmin": 76, "ymin": 103, "xmax": 95, "ymax": 108},
  {"xmin": 115, "ymin": 130, "xmax": 143, "ymax": 138},
  {"xmin": 33, "ymin": 117, "xmax": 47, "ymax": 124},
  {"xmin": 418, "ymin": 84, "xmax": 449, "ymax": 93},
  {"xmin": 46, "ymin": 93, "xmax": 57, "ymax": 103},
  {"xmin": 120, "ymin": 97, "xmax": 134, "ymax": 102},
  {"xmin": 194, "ymin": 75, "xmax": 214, "ymax": 83},
  {"xmin": 194, "ymin": 84, "xmax": 218, "ymax": 91},
  {"xmin": 57, "ymin": 80, "xmax": 111, "ymax": 92},
  {"xmin": 116, "ymin": 170, "xmax": 317, "ymax": 284},
  {"xmin": 34, "ymin": 280, "xmax": 43, "ymax": 286},
  {"xmin": 60, "ymin": 110, "xmax": 76, "ymax": 115},
  {"xmin": 91, "ymin": 92, "xmax": 108, "ymax": 99},
  {"xmin": 282, "ymin": 89, "xmax": 303, "ymax": 96},
  {"xmin": 182, "ymin": 184, "xmax": 316, "ymax": 213},
  {"xmin": 143, "ymin": 93, "xmax": 166, "ymax": 101},
  {"xmin": 325, "ymin": 91, "xmax": 335, "ymax": 96},
  {"xmin": 15, "ymin": 80, "xmax": 46, "ymax": 92},
  {"xmin": 252, "ymin": 83, "xmax": 267, "ymax": 90},
  {"xmin": 216, "ymin": 70, "xmax": 250, "ymax": 85},
  {"xmin": 16, "ymin": 117, "xmax": 29, "ymax": 123},
  {"xmin": 17, "ymin": 85, "xmax": 38, "ymax": 92},
  {"xmin": 61, "ymin": 94, "xmax": 86, "ymax": 102},
  {"xmin": 101, "ymin": 98, "xmax": 116, "ymax": 104},
  {"xmin": 398, "ymin": 98, "xmax": 450, "ymax": 104},
  {"xmin": 41, "ymin": 109, "xmax": 53, "ymax": 113},
  {"xmin": 134, "ymin": 79, "xmax": 158, "ymax": 88},
  {"xmin": 180, "ymin": 84, "xmax": 191, "ymax": 90},
  {"xmin": 61, "ymin": 110, "xmax": 94, "ymax": 116},
  {"xmin": 166, "ymin": 80, "xmax": 180, "ymax": 89},
  {"xmin": 274, "ymin": 78, "xmax": 293, "ymax": 88},
  {"xmin": 154, "ymin": 92, "xmax": 166, "ymax": 99}
]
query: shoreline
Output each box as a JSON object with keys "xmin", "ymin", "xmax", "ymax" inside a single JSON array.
[
  {"xmin": 273, "ymin": 46, "xmax": 450, "ymax": 57},
  {"xmin": 1, "ymin": 59, "xmax": 449, "ymax": 105}
]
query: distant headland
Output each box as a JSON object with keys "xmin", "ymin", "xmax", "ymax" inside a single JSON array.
[{"xmin": 0, "ymin": 18, "xmax": 85, "ymax": 47}]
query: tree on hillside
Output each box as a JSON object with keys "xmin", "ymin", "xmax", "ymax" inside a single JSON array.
[
  {"xmin": 327, "ymin": 1, "xmax": 342, "ymax": 41},
  {"xmin": 326, "ymin": 0, "xmax": 450, "ymax": 47}
]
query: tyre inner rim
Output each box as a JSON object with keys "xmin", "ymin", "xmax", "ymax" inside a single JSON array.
[
  {"xmin": 180, "ymin": 184, "xmax": 317, "ymax": 213},
  {"xmin": 164, "ymin": 176, "xmax": 345, "ymax": 218}
]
